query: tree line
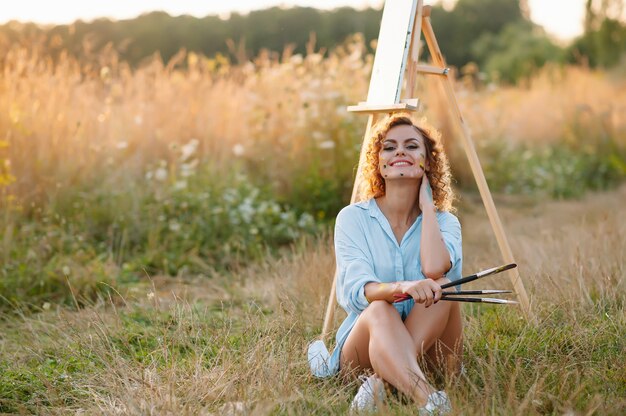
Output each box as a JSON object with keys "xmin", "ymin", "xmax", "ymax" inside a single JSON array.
[{"xmin": 1, "ymin": 0, "xmax": 624, "ymax": 83}]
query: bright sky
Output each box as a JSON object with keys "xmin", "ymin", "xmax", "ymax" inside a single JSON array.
[{"xmin": 0, "ymin": 0, "xmax": 589, "ymax": 42}]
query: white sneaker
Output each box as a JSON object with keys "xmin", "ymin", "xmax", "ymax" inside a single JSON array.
[
  {"xmin": 350, "ymin": 374, "xmax": 386, "ymax": 413},
  {"xmin": 307, "ymin": 340, "xmax": 332, "ymax": 378},
  {"xmin": 419, "ymin": 390, "xmax": 452, "ymax": 415}
]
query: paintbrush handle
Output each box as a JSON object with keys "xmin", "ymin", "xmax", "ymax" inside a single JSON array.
[
  {"xmin": 395, "ymin": 292, "xmax": 513, "ymax": 302},
  {"xmin": 441, "ymin": 297, "xmax": 482, "ymax": 303},
  {"xmin": 393, "ymin": 264, "xmax": 517, "ymax": 303},
  {"xmin": 443, "ymin": 290, "xmax": 512, "ymax": 296},
  {"xmin": 394, "ymin": 294, "xmax": 518, "ymax": 304},
  {"xmin": 440, "ymin": 263, "xmax": 517, "ymax": 289}
]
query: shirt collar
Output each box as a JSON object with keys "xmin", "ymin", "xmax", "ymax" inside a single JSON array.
[{"xmin": 367, "ymin": 198, "xmax": 384, "ymax": 219}]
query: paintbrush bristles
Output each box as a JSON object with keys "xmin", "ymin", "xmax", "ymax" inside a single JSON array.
[{"xmin": 441, "ymin": 297, "xmax": 519, "ymax": 304}]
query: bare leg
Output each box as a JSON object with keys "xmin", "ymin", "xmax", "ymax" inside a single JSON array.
[
  {"xmin": 403, "ymin": 282, "xmax": 463, "ymax": 378},
  {"xmin": 340, "ymin": 300, "xmax": 435, "ymax": 404},
  {"xmin": 428, "ymin": 301, "xmax": 463, "ymax": 377}
]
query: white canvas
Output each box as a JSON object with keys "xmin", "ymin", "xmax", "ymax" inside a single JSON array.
[{"xmin": 366, "ymin": 0, "xmax": 418, "ymax": 105}]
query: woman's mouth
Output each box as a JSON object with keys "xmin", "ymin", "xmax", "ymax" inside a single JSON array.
[{"xmin": 390, "ymin": 160, "xmax": 412, "ymax": 167}]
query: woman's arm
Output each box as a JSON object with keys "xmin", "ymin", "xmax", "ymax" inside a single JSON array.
[
  {"xmin": 419, "ymin": 176, "xmax": 453, "ymax": 279},
  {"xmin": 364, "ymin": 279, "xmax": 443, "ymax": 307},
  {"xmin": 334, "ymin": 208, "xmax": 381, "ymax": 314},
  {"xmin": 364, "ymin": 281, "xmax": 400, "ymax": 303}
]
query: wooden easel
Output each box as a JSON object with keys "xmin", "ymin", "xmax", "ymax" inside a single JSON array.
[{"xmin": 320, "ymin": 0, "xmax": 532, "ymax": 341}]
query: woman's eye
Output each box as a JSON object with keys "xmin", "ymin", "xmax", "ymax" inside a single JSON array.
[
  {"xmin": 383, "ymin": 146, "xmax": 395, "ymax": 151},
  {"xmin": 407, "ymin": 145, "xmax": 418, "ymax": 150}
]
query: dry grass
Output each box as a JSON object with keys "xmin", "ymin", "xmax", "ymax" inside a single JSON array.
[
  {"xmin": 0, "ymin": 40, "xmax": 369, "ymax": 207},
  {"xmin": 1, "ymin": 41, "xmax": 625, "ymax": 208},
  {"xmin": 446, "ymin": 66, "xmax": 626, "ymax": 145},
  {"xmin": 1, "ymin": 186, "xmax": 624, "ymax": 415},
  {"xmin": 1, "ymin": 37, "xmax": 625, "ymax": 415}
]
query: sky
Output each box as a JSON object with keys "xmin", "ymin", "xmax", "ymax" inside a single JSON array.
[{"xmin": 0, "ymin": 0, "xmax": 590, "ymax": 42}]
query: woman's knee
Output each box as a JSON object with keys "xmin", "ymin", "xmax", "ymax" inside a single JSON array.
[
  {"xmin": 364, "ymin": 300, "xmax": 396, "ymax": 314},
  {"xmin": 362, "ymin": 300, "xmax": 398, "ymax": 325}
]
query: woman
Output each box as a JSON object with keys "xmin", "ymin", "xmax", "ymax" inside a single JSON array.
[{"xmin": 331, "ymin": 113, "xmax": 463, "ymax": 413}]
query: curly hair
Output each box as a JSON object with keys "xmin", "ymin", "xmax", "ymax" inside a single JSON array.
[{"xmin": 360, "ymin": 113, "xmax": 455, "ymax": 212}]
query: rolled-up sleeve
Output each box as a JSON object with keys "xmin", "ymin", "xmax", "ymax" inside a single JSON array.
[
  {"xmin": 334, "ymin": 209, "xmax": 380, "ymax": 314},
  {"xmin": 438, "ymin": 212, "xmax": 463, "ymax": 282}
]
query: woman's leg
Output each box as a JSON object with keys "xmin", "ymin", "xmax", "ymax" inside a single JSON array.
[
  {"xmin": 403, "ymin": 284, "xmax": 463, "ymax": 377},
  {"xmin": 429, "ymin": 300, "xmax": 463, "ymax": 376},
  {"xmin": 340, "ymin": 300, "xmax": 435, "ymax": 404}
]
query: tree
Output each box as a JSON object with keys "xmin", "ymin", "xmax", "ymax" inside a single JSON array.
[
  {"xmin": 569, "ymin": 0, "xmax": 626, "ymax": 67},
  {"xmin": 430, "ymin": 0, "xmax": 525, "ymax": 67},
  {"xmin": 472, "ymin": 21, "xmax": 563, "ymax": 83}
]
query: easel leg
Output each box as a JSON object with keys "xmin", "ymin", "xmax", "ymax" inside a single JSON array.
[
  {"xmin": 421, "ymin": 14, "xmax": 533, "ymax": 319},
  {"xmin": 322, "ymin": 113, "xmax": 378, "ymax": 340}
]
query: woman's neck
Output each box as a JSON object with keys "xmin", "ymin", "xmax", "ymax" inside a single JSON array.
[{"xmin": 376, "ymin": 179, "xmax": 421, "ymax": 227}]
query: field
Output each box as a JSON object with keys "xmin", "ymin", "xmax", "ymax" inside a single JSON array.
[
  {"xmin": 1, "ymin": 186, "xmax": 624, "ymax": 414},
  {"xmin": 0, "ymin": 38, "xmax": 625, "ymax": 414}
]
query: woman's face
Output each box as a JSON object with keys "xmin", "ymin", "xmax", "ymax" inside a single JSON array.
[{"xmin": 378, "ymin": 124, "xmax": 428, "ymax": 180}]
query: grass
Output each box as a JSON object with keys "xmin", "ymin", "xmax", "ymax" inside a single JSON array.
[
  {"xmin": 1, "ymin": 186, "xmax": 624, "ymax": 415},
  {"xmin": 0, "ymin": 40, "xmax": 624, "ymax": 306},
  {"xmin": 0, "ymin": 37, "xmax": 625, "ymax": 414},
  {"xmin": 1, "ymin": 39, "xmax": 625, "ymax": 211}
]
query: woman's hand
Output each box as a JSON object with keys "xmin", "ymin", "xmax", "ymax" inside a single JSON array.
[
  {"xmin": 419, "ymin": 174, "xmax": 435, "ymax": 212},
  {"xmin": 396, "ymin": 279, "xmax": 442, "ymax": 307}
]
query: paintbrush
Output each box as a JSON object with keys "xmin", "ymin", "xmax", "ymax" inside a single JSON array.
[
  {"xmin": 393, "ymin": 290, "xmax": 513, "ymax": 303},
  {"xmin": 438, "ymin": 297, "xmax": 518, "ymax": 304},
  {"xmin": 393, "ymin": 263, "xmax": 517, "ymax": 303},
  {"xmin": 441, "ymin": 263, "xmax": 517, "ymax": 289},
  {"xmin": 443, "ymin": 289, "xmax": 512, "ymax": 296}
]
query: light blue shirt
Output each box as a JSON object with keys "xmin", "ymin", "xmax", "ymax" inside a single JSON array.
[{"xmin": 319, "ymin": 198, "xmax": 462, "ymax": 377}]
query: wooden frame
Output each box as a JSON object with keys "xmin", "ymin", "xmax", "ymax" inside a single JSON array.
[{"xmin": 320, "ymin": 0, "xmax": 533, "ymax": 341}]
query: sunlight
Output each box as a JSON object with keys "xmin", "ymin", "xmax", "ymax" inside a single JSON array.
[
  {"xmin": 528, "ymin": 0, "xmax": 585, "ymax": 40},
  {"xmin": 0, "ymin": 0, "xmax": 588, "ymax": 41}
]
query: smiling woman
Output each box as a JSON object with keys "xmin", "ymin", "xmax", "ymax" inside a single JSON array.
[
  {"xmin": 315, "ymin": 113, "xmax": 463, "ymax": 414},
  {"xmin": 361, "ymin": 114, "xmax": 454, "ymax": 212}
]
